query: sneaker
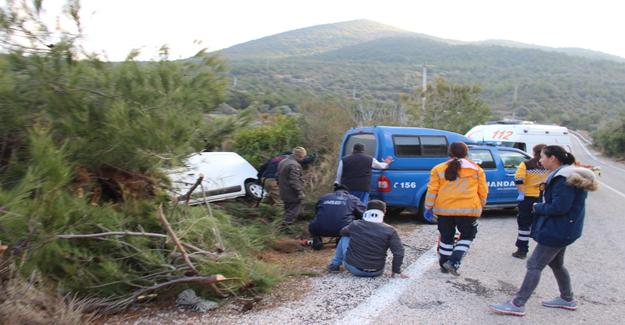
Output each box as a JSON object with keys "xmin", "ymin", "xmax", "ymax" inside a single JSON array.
[
  {"xmin": 489, "ymin": 300, "xmax": 526, "ymax": 316},
  {"xmin": 542, "ymin": 297, "xmax": 578, "ymax": 310},
  {"xmin": 327, "ymin": 264, "xmax": 340, "ymax": 273},
  {"xmin": 512, "ymin": 249, "xmax": 527, "ymax": 259},
  {"xmin": 442, "ymin": 260, "xmax": 460, "ymax": 276}
]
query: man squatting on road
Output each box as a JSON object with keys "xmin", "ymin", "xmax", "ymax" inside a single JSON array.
[{"xmin": 327, "ymin": 199, "xmax": 408, "ymax": 278}]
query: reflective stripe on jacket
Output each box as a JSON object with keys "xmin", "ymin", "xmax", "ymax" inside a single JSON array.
[
  {"xmin": 424, "ymin": 160, "xmax": 488, "ymax": 217},
  {"xmin": 514, "ymin": 161, "xmax": 549, "ymax": 198}
]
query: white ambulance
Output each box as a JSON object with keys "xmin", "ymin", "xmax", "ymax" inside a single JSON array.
[{"xmin": 465, "ymin": 120, "xmax": 573, "ymax": 154}]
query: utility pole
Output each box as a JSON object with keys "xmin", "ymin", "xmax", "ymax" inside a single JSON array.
[
  {"xmin": 511, "ymin": 84, "xmax": 519, "ymax": 119},
  {"xmin": 421, "ymin": 64, "xmax": 428, "ymax": 123},
  {"xmin": 232, "ymin": 77, "xmax": 237, "ymax": 89}
]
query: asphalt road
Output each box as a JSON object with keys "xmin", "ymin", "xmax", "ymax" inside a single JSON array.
[{"xmin": 345, "ymin": 136, "xmax": 625, "ymax": 324}]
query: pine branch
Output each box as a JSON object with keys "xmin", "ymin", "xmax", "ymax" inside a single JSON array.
[
  {"xmin": 157, "ymin": 204, "xmax": 198, "ymax": 275},
  {"xmin": 57, "ymin": 231, "xmax": 168, "ymax": 239}
]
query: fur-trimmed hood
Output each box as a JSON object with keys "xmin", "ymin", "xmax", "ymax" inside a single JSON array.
[{"xmin": 552, "ymin": 165, "xmax": 599, "ymax": 192}]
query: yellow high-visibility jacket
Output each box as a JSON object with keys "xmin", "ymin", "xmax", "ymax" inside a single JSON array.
[
  {"xmin": 425, "ymin": 159, "xmax": 488, "ymax": 217},
  {"xmin": 514, "ymin": 161, "xmax": 549, "ymax": 198}
]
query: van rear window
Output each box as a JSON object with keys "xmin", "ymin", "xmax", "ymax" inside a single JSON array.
[
  {"xmin": 393, "ymin": 135, "xmax": 448, "ymax": 157},
  {"xmin": 344, "ymin": 133, "xmax": 376, "ymax": 157}
]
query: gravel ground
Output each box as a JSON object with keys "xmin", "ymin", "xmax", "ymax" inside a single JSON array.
[{"xmin": 103, "ymin": 220, "xmax": 439, "ymax": 325}]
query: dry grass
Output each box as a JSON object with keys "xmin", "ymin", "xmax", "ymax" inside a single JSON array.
[{"xmin": 0, "ymin": 263, "xmax": 95, "ymax": 325}]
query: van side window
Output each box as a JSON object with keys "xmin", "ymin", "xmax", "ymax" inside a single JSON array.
[
  {"xmin": 468, "ymin": 149, "xmax": 496, "ymax": 169},
  {"xmin": 394, "ymin": 136, "xmax": 421, "ymax": 156},
  {"xmin": 344, "ymin": 133, "xmax": 376, "ymax": 157},
  {"xmin": 499, "ymin": 150, "xmax": 529, "ymax": 170},
  {"xmin": 393, "ymin": 135, "xmax": 447, "ymax": 157},
  {"xmin": 420, "ymin": 136, "xmax": 448, "ymax": 156}
]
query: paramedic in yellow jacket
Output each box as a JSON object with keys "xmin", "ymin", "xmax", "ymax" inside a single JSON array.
[
  {"xmin": 423, "ymin": 142, "xmax": 488, "ymax": 276},
  {"xmin": 512, "ymin": 144, "xmax": 549, "ymax": 259}
]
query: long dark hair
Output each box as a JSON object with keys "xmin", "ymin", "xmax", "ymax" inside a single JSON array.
[
  {"xmin": 542, "ymin": 145, "xmax": 576, "ymax": 165},
  {"xmin": 445, "ymin": 142, "xmax": 468, "ymax": 181},
  {"xmin": 525, "ymin": 144, "xmax": 547, "ymax": 169}
]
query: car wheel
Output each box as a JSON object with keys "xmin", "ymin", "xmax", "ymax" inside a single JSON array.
[{"xmin": 245, "ymin": 181, "xmax": 264, "ymax": 199}]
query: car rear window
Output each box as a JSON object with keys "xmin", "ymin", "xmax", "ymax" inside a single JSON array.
[
  {"xmin": 344, "ymin": 133, "xmax": 376, "ymax": 157},
  {"xmin": 393, "ymin": 135, "xmax": 448, "ymax": 157}
]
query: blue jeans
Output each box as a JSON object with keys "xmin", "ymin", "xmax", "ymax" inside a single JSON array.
[
  {"xmin": 349, "ymin": 191, "xmax": 370, "ymax": 205},
  {"xmin": 330, "ymin": 237, "xmax": 383, "ymax": 277}
]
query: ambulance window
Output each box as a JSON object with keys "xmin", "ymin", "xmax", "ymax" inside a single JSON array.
[
  {"xmin": 420, "ymin": 136, "xmax": 448, "ymax": 156},
  {"xmin": 499, "ymin": 150, "xmax": 529, "ymax": 170},
  {"xmin": 393, "ymin": 136, "xmax": 421, "ymax": 156},
  {"xmin": 344, "ymin": 133, "xmax": 376, "ymax": 157},
  {"xmin": 499, "ymin": 142, "xmax": 526, "ymax": 152},
  {"xmin": 468, "ymin": 149, "xmax": 496, "ymax": 169}
]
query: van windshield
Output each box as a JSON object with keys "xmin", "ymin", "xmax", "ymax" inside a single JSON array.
[{"xmin": 344, "ymin": 133, "xmax": 376, "ymax": 157}]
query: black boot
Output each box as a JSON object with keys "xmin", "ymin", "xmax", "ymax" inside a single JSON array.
[{"xmin": 512, "ymin": 249, "xmax": 527, "ymax": 259}]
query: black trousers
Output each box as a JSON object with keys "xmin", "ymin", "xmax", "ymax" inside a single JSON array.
[
  {"xmin": 437, "ymin": 215, "xmax": 479, "ymax": 267},
  {"xmin": 516, "ymin": 196, "xmax": 539, "ymax": 252}
]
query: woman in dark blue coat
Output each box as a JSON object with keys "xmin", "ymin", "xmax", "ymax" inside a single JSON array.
[{"xmin": 490, "ymin": 145, "xmax": 598, "ymax": 316}]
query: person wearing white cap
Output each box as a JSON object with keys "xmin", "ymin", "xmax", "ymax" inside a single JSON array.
[{"xmin": 327, "ymin": 200, "xmax": 408, "ymax": 278}]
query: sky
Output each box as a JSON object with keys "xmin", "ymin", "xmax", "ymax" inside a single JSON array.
[{"xmin": 40, "ymin": 0, "xmax": 625, "ymax": 61}]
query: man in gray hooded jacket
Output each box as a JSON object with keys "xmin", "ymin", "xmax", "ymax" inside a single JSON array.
[{"xmin": 327, "ymin": 200, "xmax": 407, "ymax": 278}]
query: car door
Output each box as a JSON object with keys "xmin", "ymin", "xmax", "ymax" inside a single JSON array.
[
  {"xmin": 497, "ymin": 149, "xmax": 531, "ymax": 203},
  {"xmin": 467, "ymin": 148, "xmax": 501, "ymax": 205}
]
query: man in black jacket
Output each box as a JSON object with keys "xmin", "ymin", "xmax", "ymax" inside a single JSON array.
[
  {"xmin": 327, "ymin": 200, "xmax": 408, "ymax": 278},
  {"xmin": 308, "ymin": 184, "xmax": 366, "ymax": 250},
  {"xmin": 336, "ymin": 143, "xmax": 392, "ymax": 204}
]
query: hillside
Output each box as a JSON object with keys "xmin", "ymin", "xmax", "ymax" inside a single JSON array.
[{"xmin": 217, "ymin": 20, "xmax": 625, "ymax": 129}]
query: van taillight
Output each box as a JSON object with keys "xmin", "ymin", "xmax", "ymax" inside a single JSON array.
[{"xmin": 377, "ymin": 176, "xmax": 391, "ymax": 192}]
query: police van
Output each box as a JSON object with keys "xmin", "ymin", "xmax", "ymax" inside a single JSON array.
[
  {"xmin": 339, "ymin": 126, "xmax": 530, "ymax": 218},
  {"xmin": 465, "ymin": 120, "xmax": 572, "ymax": 154}
]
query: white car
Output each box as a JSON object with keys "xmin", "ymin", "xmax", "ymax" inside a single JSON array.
[{"xmin": 167, "ymin": 152, "xmax": 264, "ymax": 204}]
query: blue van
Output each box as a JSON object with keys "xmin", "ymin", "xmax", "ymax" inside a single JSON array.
[{"xmin": 339, "ymin": 126, "xmax": 531, "ymax": 216}]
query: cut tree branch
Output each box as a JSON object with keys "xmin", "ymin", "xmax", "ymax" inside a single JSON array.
[
  {"xmin": 57, "ymin": 231, "xmax": 168, "ymax": 239},
  {"xmin": 157, "ymin": 204, "xmax": 198, "ymax": 275},
  {"xmin": 177, "ymin": 175, "xmax": 204, "ymax": 205}
]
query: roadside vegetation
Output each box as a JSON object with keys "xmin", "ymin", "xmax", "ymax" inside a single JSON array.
[{"xmin": 4, "ymin": 1, "xmax": 619, "ymax": 324}]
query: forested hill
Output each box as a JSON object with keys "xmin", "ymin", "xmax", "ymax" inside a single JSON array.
[{"xmin": 217, "ymin": 19, "xmax": 625, "ymax": 130}]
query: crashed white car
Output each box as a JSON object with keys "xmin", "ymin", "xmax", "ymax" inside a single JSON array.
[{"xmin": 167, "ymin": 152, "xmax": 264, "ymax": 204}]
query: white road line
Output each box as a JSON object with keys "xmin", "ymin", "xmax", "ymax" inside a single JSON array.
[
  {"xmin": 337, "ymin": 246, "xmax": 438, "ymax": 325},
  {"xmin": 597, "ymin": 181, "xmax": 625, "ymax": 199},
  {"xmin": 571, "ymin": 134, "xmax": 625, "ymax": 199},
  {"xmin": 572, "ymin": 134, "xmax": 625, "ymax": 173}
]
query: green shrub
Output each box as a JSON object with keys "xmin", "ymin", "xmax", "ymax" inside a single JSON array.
[{"xmin": 233, "ymin": 115, "xmax": 303, "ymax": 167}]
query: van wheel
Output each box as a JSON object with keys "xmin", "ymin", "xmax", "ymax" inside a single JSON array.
[
  {"xmin": 386, "ymin": 207, "xmax": 404, "ymax": 217},
  {"xmin": 245, "ymin": 180, "xmax": 264, "ymax": 199}
]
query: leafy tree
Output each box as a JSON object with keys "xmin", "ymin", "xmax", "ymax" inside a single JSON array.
[
  {"xmin": 404, "ymin": 77, "xmax": 492, "ymax": 134},
  {"xmin": 594, "ymin": 113, "xmax": 625, "ymax": 157},
  {"xmin": 232, "ymin": 115, "xmax": 303, "ymax": 167}
]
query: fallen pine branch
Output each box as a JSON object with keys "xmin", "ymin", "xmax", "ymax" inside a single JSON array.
[
  {"xmin": 177, "ymin": 175, "xmax": 204, "ymax": 205},
  {"xmin": 157, "ymin": 204, "xmax": 198, "ymax": 275},
  {"xmin": 57, "ymin": 231, "xmax": 168, "ymax": 240},
  {"xmin": 84, "ymin": 274, "xmax": 227, "ymax": 314}
]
